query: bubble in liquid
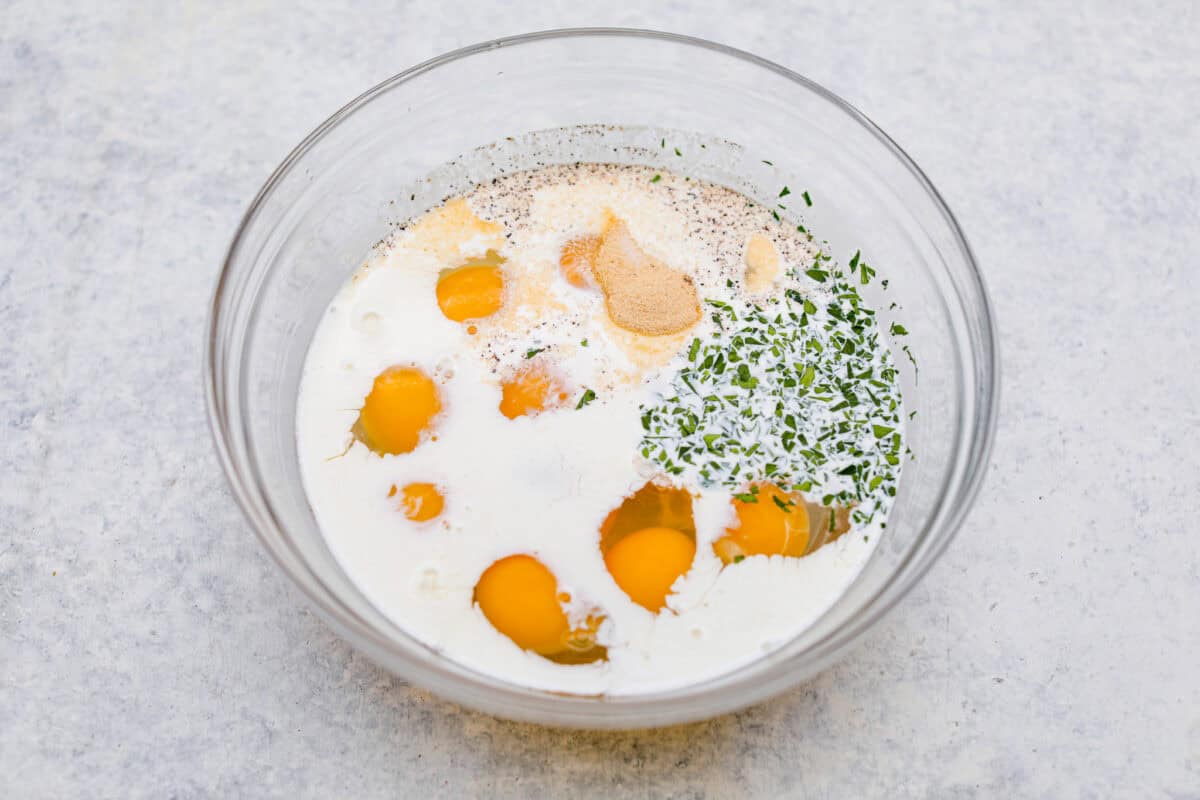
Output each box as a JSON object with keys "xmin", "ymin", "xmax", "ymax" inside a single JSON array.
[{"xmin": 418, "ymin": 566, "xmax": 440, "ymax": 593}]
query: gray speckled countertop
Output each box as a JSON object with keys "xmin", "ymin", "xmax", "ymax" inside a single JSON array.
[{"xmin": 2, "ymin": 2, "xmax": 1198, "ymax": 797}]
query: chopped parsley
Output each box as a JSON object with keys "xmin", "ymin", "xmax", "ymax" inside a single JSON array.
[
  {"xmin": 802, "ymin": 190, "xmax": 813, "ymax": 207},
  {"xmin": 650, "ymin": 174, "xmax": 662, "ymax": 183},
  {"xmin": 524, "ymin": 347, "xmax": 546, "ymax": 359},
  {"xmin": 637, "ymin": 253, "xmax": 906, "ymax": 516},
  {"xmin": 576, "ymin": 388, "xmax": 597, "ymax": 409}
]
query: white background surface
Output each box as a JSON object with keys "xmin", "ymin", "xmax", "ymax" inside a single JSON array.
[{"xmin": 2, "ymin": 1, "xmax": 1198, "ymax": 797}]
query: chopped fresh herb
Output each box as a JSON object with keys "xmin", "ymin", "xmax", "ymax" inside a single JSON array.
[
  {"xmin": 580, "ymin": 339, "xmax": 589, "ymax": 347},
  {"xmin": 636, "ymin": 249, "xmax": 908, "ymax": 515},
  {"xmin": 779, "ymin": 186, "xmax": 791, "ymax": 198},
  {"xmin": 575, "ymin": 388, "xmax": 596, "ymax": 409},
  {"xmin": 523, "ymin": 347, "xmax": 545, "ymax": 359},
  {"xmin": 651, "ymin": 174, "xmax": 662, "ymax": 183},
  {"xmin": 802, "ymin": 190, "xmax": 813, "ymax": 206},
  {"xmin": 674, "ymin": 147, "xmax": 682, "ymax": 156},
  {"xmin": 902, "ymin": 344, "xmax": 918, "ymax": 380},
  {"xmin": 762, "ymin": 159, "xmax": 774, "ymax": 165},
  {"xmin": 733, "ymin": 555, "xmax": 746, "ymax": 563},
  {"xmin": 661, "ymin": 138, "xmax": 665, "ymax": 148},
  {"xmin": 772, "ymin": 210, "xmax": 781, "ymax": 222},
  {"xmin": 889, "ymin": 322, "xmax": 909, "ymax": 336}
]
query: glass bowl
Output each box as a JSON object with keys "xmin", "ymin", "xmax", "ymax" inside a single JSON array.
[{"xmin": 205, "ymin": 29, "xmax": 998, "ymax": 728}]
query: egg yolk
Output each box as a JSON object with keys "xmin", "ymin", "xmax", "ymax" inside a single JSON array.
[
  {"xmin": 603, "ymin": 527, "xmax": 696, "ymax": 612},
  {"xmin": 599, "ymin": 481, "xmax": 696, "ymax": 551},
  {"xmin": 712, "ymin": 483, "xmax": 810, "ymax": 563},
  {"xmin": 498, "ymin": 362, "xmax": 570, "ymax": 419},
  {"xmin": 400, "ymin": 482, "xmax": 444, "ymax": 522},
  {"xmin": 559, "ymin": 234, "xmax": 600, "ymax": 289},
  {"xmin": 352, "ymin": 366, "xmax": 440, "ymax": 455},
  {"xmin": 435, "ymin": 249, "xmax": 505, "ymax": 322},
  {"xmin": 474, "ymin": 555, "xmax": 606, "ymax": 663}
]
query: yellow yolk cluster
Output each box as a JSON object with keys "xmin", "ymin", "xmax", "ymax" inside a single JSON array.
[
  {"xmin": 604, "ymin": 527, "xmax": 696, "ymax": 612},
  {"xmin": 473, "ymin": 555, "xmax": 606, "ymax": 664},
  {"xmin": 498, "ymin": 362, "xmax": 571, "ymax": 420},
  {"xmin": 435, "ymin": 249, "xmax": 506, "ymax": 322},
  {"xmin": 599, "ymin": 482, "xmax": 697, "ymax": 612},
  {"xmin": 352, "ymin": 366, "xmax": 441, "ymax": 455},
  {"xmin": 712, "ymin": 483, "xmax": 811, "ymax": 563},
  {"xmin": 399, "ymin": 482, "xmax": 444, "ymax": 522}
]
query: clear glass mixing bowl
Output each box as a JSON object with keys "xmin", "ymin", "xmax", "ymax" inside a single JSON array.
[{"xmin": 205, "ymin": 29, "xmax": 998, "ymax": 728}]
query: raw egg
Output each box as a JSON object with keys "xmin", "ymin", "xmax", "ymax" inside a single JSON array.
[
  {"xmin": 499, "ymin": 362, "xmax": 571, "ymax": 420},
  {"xmin": 713, "ymin": 483, "xmax": 809, "ymax": 563},
  {"xmin": 474, "ymin": 554, "xmax": 606, "ymax": 664},
  {"xmin": 712, "ymin": 484, "xmax": 852, "ymax": 564},
  {"xmin": 352, "ymin": 366, "xmax": 440, "ymax": 455},
  {"xmin": 399, "ymin": 482, "xmax": 444, "ymax": 522},
  {"xmin": 436, "ymin": 249, "xmax": 506, "ymax": 322},
  {"xmin": 604, "ymin": 527, "xmax": 696, "ymax": 612},
  {"xmin": 599, "ymin": 482, "xmax": 696, "ymax": 612}
]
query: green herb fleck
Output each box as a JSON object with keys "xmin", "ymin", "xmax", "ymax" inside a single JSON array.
[
  {"xmin": 575, "ymin": 388, "xmax": 596, "ymax": 409},
  {"xmin": 779, "ymin": 186, "xmax": 791, "ymax": 198},
  {"xmin": 771, "ymin": 495, "xmax": 795, "ymax": 513},
  {"xmin": 524, "ymin": 347, "xmax": 545, "ymax": 359},
  {"xmin": 802, "ymin": 190, "xmax": 813, "ymax": 206},
  {"xmin": 650, "ymin": 174, "xmax": 662, "ymax": 183}
]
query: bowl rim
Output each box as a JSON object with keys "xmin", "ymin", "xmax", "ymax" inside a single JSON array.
[{"xmin": 204, "ymin": 26, "xmax": 1000, "ymax": 727}]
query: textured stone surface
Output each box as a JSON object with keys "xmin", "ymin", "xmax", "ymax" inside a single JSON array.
[{"xmin": 2, "ymin": 1, "xmax": 1198, "ymax": 797}]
